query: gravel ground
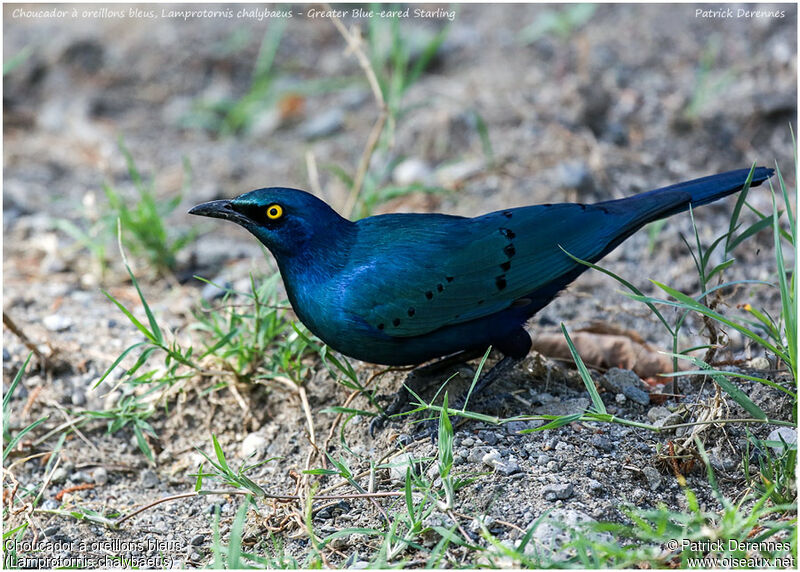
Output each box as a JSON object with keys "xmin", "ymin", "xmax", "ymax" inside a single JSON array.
[{"xmin": 3, "ymin": 3, "xmax": 797, "ymax": 568}]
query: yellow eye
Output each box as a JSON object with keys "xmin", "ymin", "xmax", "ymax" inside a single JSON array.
[{"xmin": 266, "ymin": 204, "xmax": 283, "ymax": 220}]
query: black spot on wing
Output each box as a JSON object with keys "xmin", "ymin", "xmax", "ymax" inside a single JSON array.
[
  {"xmin": 377, "ymin": 323, "xmax": 385, "ymax": 330},
  {"xmin": 407, "ymin": 307, "xmax": 415, "ymax": 317},
  {"xmin": 503, "ymin": 210, "xmax": 513, "ymax": 218},
  {"xmin": 393, "ymin": 318, "xmax": 401, "ymax": 327},
  {"xmin": 425, "ymin": 291, "xmax": 433, "ymax": 300},
  {"xmin": 495, "ymin": 275, "xmax": 507, "ymax": 290},
  {"xmin": 499, "ymin": 227, "xmax": 515, "ymax": 239},
  {"xmin": 500, "ymin": 261, "xmax": 511, "ymax": 272},
  {"xmin": 504, "ymin": 244, "xmax": 516, "ymax": 258},
  {"xmin": 446, "ymin": 276, "xmax": 454, "ymax": 282},
  {"xmin": 437, "ymin": 283, "xmax": 444, "ymax": 292}
]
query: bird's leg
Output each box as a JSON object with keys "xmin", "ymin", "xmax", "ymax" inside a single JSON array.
[
  {"xmin": 369, "ymin": 349, "xmax": 485, "ymax": 437},
  {"xmin": 413, "ymin": 355, "xmax": 522, "ymax": 440}
]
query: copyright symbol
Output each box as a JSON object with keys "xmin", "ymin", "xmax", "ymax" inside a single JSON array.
[{"xmin": 666, "ymin": 539, "xmax": 679, "ymax": 551}]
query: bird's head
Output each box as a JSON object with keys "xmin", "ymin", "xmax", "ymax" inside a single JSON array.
[{"xmin": 189, "ymin": 188, "xmax": 351, "ymax": 258}]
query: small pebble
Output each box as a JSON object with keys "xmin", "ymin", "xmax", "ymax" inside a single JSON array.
[
  {"xmin": 460, "ymin": 437, "xmax": 475, "ymax": 447},
  {"xmin": 71, "ymin": 391, "xmax": 86, "ymax": 407},
  {"xmin": 590, "ymin": 435, "xmax": 614, "ymax": 453},
  {"xmin": 503, "ymin": 421, "xmax": 528, "ymax": 435},
  {"xmin": 642, "ymin": 466, "xmax": 662, "ymax": 490},
  {"xmin": 747, "ymin": 356, "xmax": 771, "ymax": 370},
  {"xmin": 42, "ymin": 499, "xmax": 60, "ymax": 510},
  {"xmin": 478, "ymin": 430, "xmax": 499, "ymax": 446},
  {"xmin": 389, "ymin": 453, "xmax": 415, "ymax": 484},
  {"xmin": 542, "ymin": 483, "xmax": 574, "ymax": 501},
  {"xmin": 481, "ymin": 449, "xmax": 502, "ymax": 468},
  {"xmin": 622, "ymin": 385, "xmax": 650, "ymax": 405},
  {"xmin": 766, "ymin": 427, "xmax": 796, "ymax": 454},
  {"xmin": 93, "ymin": 467, "xmax": 108, "ymax": 486},
  {"xmin": 601, "ymin": 368, "xmax": 644, "ymax": 394},
  {"xmin": 240, "ymin": 432, "xmax": 268, "ymax": 459},
  {"xmin": 50, "ymin": 467, "xmax": 68, "ymax": 484},
  {"xmin": 647, "ymin": 406, "xmax": 671, "ymax": 423},
  {"xmin": 586, "ymin": 478, "xmax": 604, "ymax": 493},
  {"xmin": 71, "ymin": 470, "xmax": 92, "ymax": 484},
  {"xmin": 141, "ymin": 469, "xmax": 159, "ymax": 489},
  {"xmin": 497, "ymin": 458, "xmax": 521, "ymax": 476},
  {"xmin": 393, "ymin": 158, "xmax": 433, "ymax": 186},
  {"xmin": 43, "ymin": 314, "xmax": 73, "ymax": 332}
]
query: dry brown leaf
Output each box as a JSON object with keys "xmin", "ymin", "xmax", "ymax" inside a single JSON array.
[{"xmin": 531, "ymin": 329, "xmax": 674, "ymax": 381}]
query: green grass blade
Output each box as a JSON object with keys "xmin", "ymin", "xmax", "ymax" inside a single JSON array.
[
  {"xmin": 772, "ymin": 189, "xmax": 797, "ymax": 379},
  {"xmin": 725, "ymin": 163, "xmax": 758, "ymax": 253},
  {"xmin": 651, "ymin": 281, "xmax": 789, "ymax": 363},
  {"xmin": 102, "ymin": 290, "xmax": 157, "ymax": 344},
  {"xmin": 561, "ymin": 247, "xmax": 673, "ymax": 335},
  {"xmin": 212, "ymin": 434, "xmax": 230, "ymax": 472},
  {"xmin": 124, "ymin": 263, "xmax": 163, "ymax": 345},
  {"xmin": 4, "ymin": 353, "xmax": 32, "ymax": 412},
  {"xmin": 561, "ymin": 324, "xmax": 606, "ymax": 414},
  {"xmin": 4, "ymin": 416, "xmax": 48, "ymax": 461},
  {"xmin": 726, "ymin": 213, "xmax": 775, "ymax": 252},
  {"xmin": 95, "ymin": 341, "xmax": 148, "ymax": 387},
  {"xmin": 775, "ymin": 160, "xmax": 795, "ymax": 240},
  {"xmin": 659, "ymin": 369, "xmax": 796, "ymax": 398}
]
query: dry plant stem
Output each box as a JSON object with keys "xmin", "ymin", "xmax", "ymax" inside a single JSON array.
[
  {"xmin": 32, "ymin": 417, "xmax": 90, "ymax": 447},
  {"xmin": 3, "ymin": 311, "xmax": 60, "ymax": 372},
  {"xmin": 305, "ymin": 150, "xmax": 323, "ymax": 198},
  {"xmin": 114, "ymin": 489, "xmax": 403, "ymax": 528},
  {"xmin": 47, "ymin": 399, "xmax": 99, "ymax": 452},
  {"xmin": 327, "ymin": 6, "xmax": 389, "ymax": 218}
]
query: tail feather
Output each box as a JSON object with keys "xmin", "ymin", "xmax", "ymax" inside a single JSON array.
[{"xmin": 602, "ymin": 166, "xmax": 774, "ymax": 227}]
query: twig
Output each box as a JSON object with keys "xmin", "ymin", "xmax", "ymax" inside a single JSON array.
[
  {"xmin": 115, "ymin": 489, "xmax": 403, "ymax": 527},
  {"xmin": 3, "ymin": 311, "xmax": 63, "ymax": 372},
  {"xmin": 305, "ymin": 149, "xmax": 323, "ymax": 198},
  {"xmin": 327, "ymin": 5, "xmax": 389, "ymax": 218}
]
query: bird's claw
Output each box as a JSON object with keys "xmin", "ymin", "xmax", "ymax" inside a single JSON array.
[
  {"xmin": 412, "ymin": 417, "xmax": 439, "ymax": 443},
  {"xmin": 368, "ymin": 413, "xmax": 389, "ymax": 438}
]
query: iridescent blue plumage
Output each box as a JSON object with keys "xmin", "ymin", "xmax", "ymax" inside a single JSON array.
[{"xmin": 190, "ymin": 167, "xmax": 773, "ymax": 370}]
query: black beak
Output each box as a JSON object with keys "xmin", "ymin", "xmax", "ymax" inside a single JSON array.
[{"xmin": 189, "ymin": 200, "xmax": 250, "ymax": 226}]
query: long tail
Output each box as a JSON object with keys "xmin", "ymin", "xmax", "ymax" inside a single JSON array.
[{"xmin": 602, "ymin": 166, "xmax": 774, "ymax": 227}]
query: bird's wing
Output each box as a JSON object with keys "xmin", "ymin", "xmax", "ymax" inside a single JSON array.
[{"xmin": 343, "ymin": 205, "xmax": 631, "ymax": 338}]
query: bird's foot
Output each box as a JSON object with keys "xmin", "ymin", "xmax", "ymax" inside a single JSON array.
[
  {"xmin": 369, "ymin": 382, "xmax": 413, "ymax": 438},
  {"xmin": 412, "ymin": 356, "xmax": 522, "ymax": 442}
]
